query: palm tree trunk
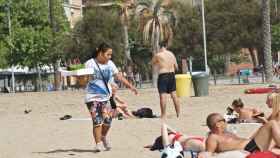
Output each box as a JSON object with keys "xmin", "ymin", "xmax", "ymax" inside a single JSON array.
[
  {"xmin": 248, "ymin": 47, "xmax": 258, "ymax": 67},
  {"xmin": 262, "ymin": 0, "xmax": 273, "ymax": 82},
  {"xmin": 124, "ymin": 24, "xmax": 131, "ymax": 61}
]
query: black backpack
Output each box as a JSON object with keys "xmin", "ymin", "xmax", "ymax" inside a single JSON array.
[{"xmin": 132, "ymin": 107, "xmax": 156, "ymax": 118}]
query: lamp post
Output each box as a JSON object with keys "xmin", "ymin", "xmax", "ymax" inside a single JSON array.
[
  {"xmin": 201, "ymin": 0, "xmax": 208, "ymax": 73},
  {"xmin": 6, "ymin": 0, "xmax": 15, "ymax": 93}
]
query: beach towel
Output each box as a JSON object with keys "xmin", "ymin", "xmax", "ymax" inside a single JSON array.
[
  {"xmin": 244, "ymin": 87, "xmax": 274, "ymax": 94},
  {"xmin": 246, "ymin": 151, "xmax": 280, "ymax": 158},
  {"xmin": 213, "ymin": 150, "xmax": 248, "ymax": 158}
]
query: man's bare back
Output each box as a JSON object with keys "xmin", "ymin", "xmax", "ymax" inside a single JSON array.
[
  {"xmin": 153, "ymin": 48, "xmax": 177, "ymax": 74},
  {"xmin": 238, "ymin": 108, "xmax": 258, "ymax": 120}
]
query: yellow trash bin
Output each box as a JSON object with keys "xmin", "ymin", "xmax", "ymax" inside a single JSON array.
[{"xmin": 175, "ymin": 74, "xmax": 192, "ymax": 97}]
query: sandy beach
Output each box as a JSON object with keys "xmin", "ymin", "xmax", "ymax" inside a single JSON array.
[{"xmin": 0, "ymin": 84, "xmax": 271, "ymax": 158}]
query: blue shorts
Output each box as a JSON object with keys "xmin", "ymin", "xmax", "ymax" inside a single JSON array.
[{"xmin": 157, "ymin": 72, "xmax": 176, "ymax": 94}]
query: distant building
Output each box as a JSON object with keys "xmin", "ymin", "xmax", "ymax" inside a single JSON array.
[{"xmin": 63, "ymin": 0, "xmax": 87, "ymax": 28}]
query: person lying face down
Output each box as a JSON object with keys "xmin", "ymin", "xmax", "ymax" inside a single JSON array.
[
  {"xmin": 229, "ymin": 98, "xmax": 264, "ymax": 123},
  {"xmin": 145, "ymin": 123, "xmax": 205, "ymax": 157},
  {"xmin": 198, "ymin": 113, "xmax": 280, "ymax": 158}
]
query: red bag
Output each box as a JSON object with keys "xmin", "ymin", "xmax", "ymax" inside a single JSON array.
[{"xmin": 246, "ymin": 151, "xmax": 280, "ymax": 158}]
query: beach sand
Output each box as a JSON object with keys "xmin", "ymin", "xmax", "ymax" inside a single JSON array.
[{"xmin": 0, "ymin": 84, "xmax": 270, "ymax": 158}]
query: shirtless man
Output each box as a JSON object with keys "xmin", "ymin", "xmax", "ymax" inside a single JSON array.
[
  {"xmin": 152, "ymin": 41, "xmax": 180, "ymax": 119},
  {"xmin": 198, "ymin": 113, "xmax": 280, "ymax": 158}
]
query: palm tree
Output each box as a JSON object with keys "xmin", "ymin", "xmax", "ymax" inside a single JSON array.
[
  {"xmin": 262, "ymin": 0, "xmax": 273, "ymax": 82},
  {"xmin": 136, "ymin": 0, "xmax": 176, "ymax": 87}
]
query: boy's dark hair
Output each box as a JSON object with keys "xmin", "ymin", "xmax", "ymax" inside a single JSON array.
[
  {"xmin": 92, "ymin": 42, "xmax": 112, "ymax": 58},
  {"xmin": 232, "ymin": 98, "xmax": 244, "ymax": 108}
]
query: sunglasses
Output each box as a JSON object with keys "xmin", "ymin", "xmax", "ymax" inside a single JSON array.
[{"xmin": 215, "ymin": 118, "xmax": 226, "ymax": 124}]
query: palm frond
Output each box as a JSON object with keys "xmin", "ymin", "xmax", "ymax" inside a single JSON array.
[
  {"xmin": 159, "ymin": 21, "xmax": 164, "ymax": 41},
  {"xmin": 143, "ymin": 19, "xmax": 154, "ymax": 41},
  {"xmin": 151, "ymin": 19, "xmax": 156, "ymax": 44}
]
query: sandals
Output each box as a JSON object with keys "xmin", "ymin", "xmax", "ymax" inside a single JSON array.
[{"xmin": 59, "ymin": 115, "xmax": 72, "ymax": 120}]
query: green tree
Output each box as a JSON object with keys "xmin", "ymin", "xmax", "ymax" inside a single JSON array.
[
  {"xmin": 0, "ymin": 0, "xmax": 69, "ymax": 91},
  {"xmin": 87, "ymin": 0, "xmax": 136, "ymax": 78},
  {"xmin": 272, "ymin": 24, "xmax": 280, "ymax": 55},
  {"xmin": 0, "ymin": 0, "xmax": 9, "ymax": 68},
  {"xmin": 170, "ymin": 1, "xmax": 203, "ymax": 70},
  {"xmin": 170, "ymin": 0, "xmax": 264, "ymax": 74},
  {"xmin": 48, "ymin": 0, "xmax": 70, "ymax": 90},
  {"xmin": 65, "ymin": 7, "xmax": 124, "ymax": 65}
]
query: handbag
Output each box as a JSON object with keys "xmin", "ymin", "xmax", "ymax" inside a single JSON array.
[
  {"xmin": 94, "ymin": 59, "xmax": 117, "ymax": 109},
  {"xmin": 109, "ymin": 96, "xmax": 117, "ymax": 109}
]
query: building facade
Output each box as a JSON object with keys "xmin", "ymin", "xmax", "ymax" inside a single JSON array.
[{"xmin": 63, "ymin": 0, "xmax": 87, "ymax": 28}]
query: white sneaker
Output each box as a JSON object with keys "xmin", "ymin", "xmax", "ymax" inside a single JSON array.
[
  {"xmin": 94, "ymin": 142, "xmax": 103, "ymax": 152},
  {"xmin": 102, "ymin": 136, "xmax": 111, "ymax": 151}
]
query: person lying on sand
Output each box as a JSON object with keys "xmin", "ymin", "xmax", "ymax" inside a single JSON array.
[
  {"xmin": 111, "ymin": 83, "xmax": 134, "ymax": 119},
  {"xmin": 198, "ymin": 113, "xmax": 280, "ymax": 158},
  {"xmin": 227, "ymin": 98, "xmax": 264, "ymax": 123},
  {"xmin": 144, "ymin": 123, "xmax": 205, "ymax": 156}
]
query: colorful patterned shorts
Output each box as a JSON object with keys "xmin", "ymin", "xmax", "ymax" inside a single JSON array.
[{"xmin": 86, "ymin": 101, "xmax": 113, "ymax": 126}]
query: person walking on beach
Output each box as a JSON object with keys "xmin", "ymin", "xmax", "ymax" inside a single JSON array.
[
  {"xmin": 152, "ymin": 41, "xmax": 180, "ymax": 119},
  {"xmin": 84, "ymin": 43, "xmax": 138, "ymax": 152}
]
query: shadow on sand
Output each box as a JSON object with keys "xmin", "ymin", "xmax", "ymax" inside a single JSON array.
[{"xmin": 34, "ymin": 148, "xmax": 98, "ymax": 154}]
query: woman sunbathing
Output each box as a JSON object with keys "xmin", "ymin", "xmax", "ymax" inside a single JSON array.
[
  {"xmin": 144, "ymin": 123, "xmax": 205, "ymax": 156},
  {"xmin": 263, "ymin": 93, "xmax": 280, "ymax": 154}
]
